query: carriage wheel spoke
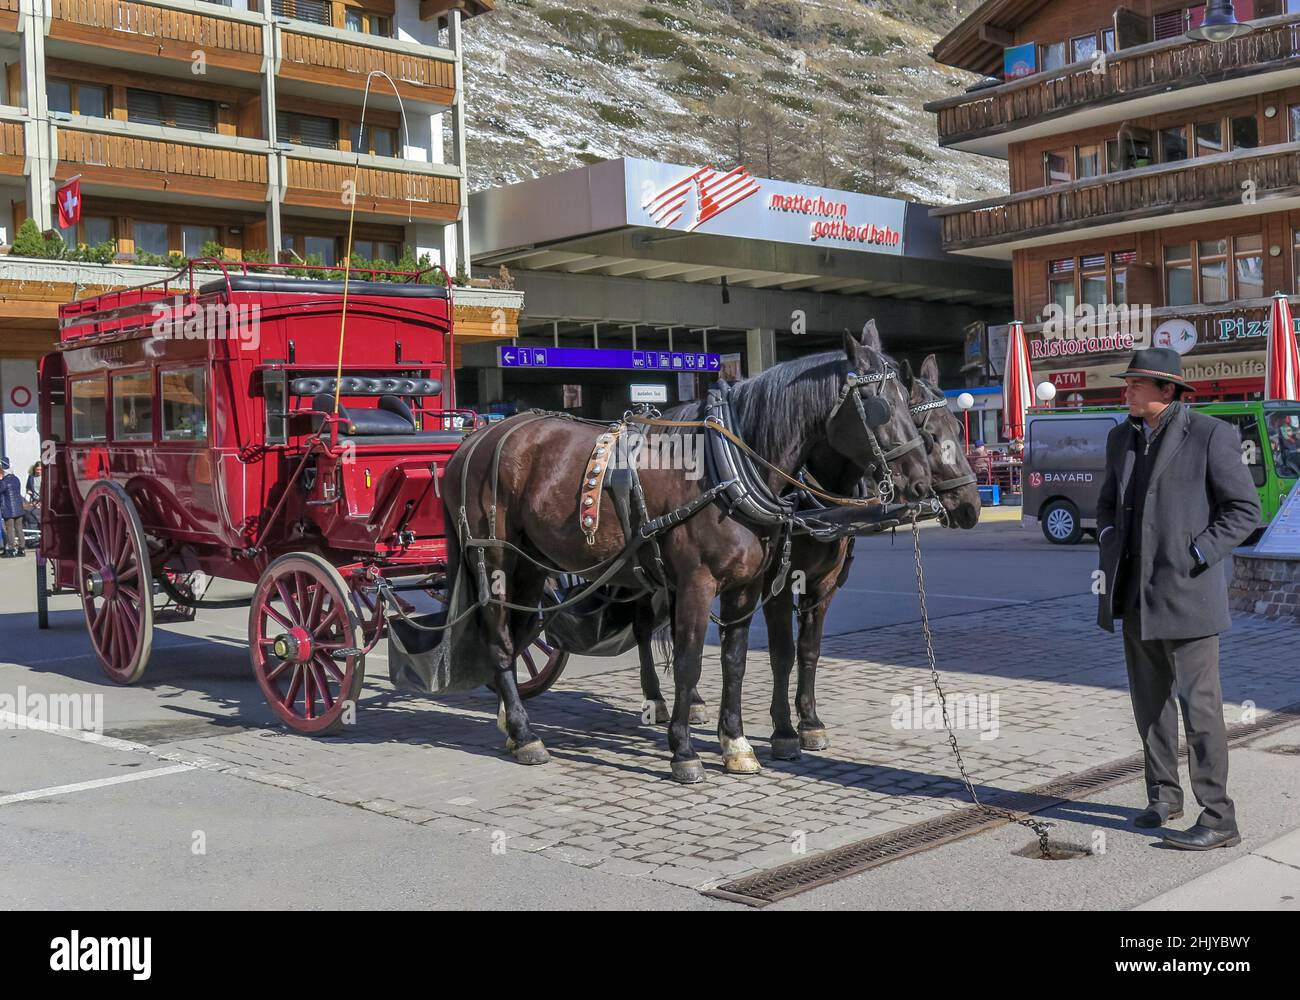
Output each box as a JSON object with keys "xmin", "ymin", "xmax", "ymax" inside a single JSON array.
[
  {"xmin": 275, "ymin": 580, "xmax": 303, "ymax": 626},
  {"xmin": 309, "ymin": 657, "xmax": 336, "ymax": 709},
  {"xmin": 264, "ymin": 657, "xmax": 291, "ymax": 683},
  {"xmin": 283, "ymin": 664, "xmax": 303, "ymax": 708},
  {"xmin": 261, "ymin": 601, "xmax": 293, "ymax": 632},
  {"xmin": 312, "ymin": 603, "xmax": 344, "ymax": 641},
  {"xmin": 315, "ymin": 651, "xmax": 345, "ymax": 683},
  {"xmin": 520, "ymin": 648, "xmax": 538, "ymax": 679},
  {"xmin": 306, "ymin": 583, "xmax": 324, "ymax": 633}
]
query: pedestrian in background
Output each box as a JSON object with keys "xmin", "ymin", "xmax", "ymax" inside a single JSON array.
[
  {"xmin": 1096, "ymin": 348, "xmax": 1260, "ymax": 851},
  {"xmin": 1, "ymin": 457, "xmax": 26, "ymax": 557}
]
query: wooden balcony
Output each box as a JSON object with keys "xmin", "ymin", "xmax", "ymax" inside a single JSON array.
[
  {"xmin": 928, "ymin": 15, "xmax": 1300, "ymax": 150},
  {"xmin": 283, "ymin": 156, "xmax": 460, "ymax": 222},
  {"xmin": 56, "ymin": 127, "xmax": 268, "ymax": 202},
  {"xmin": 0, "ymin": 120, "xmax": 24, "ymax": 177},
  {"xmin": 279, "ymin": 28, "xmax": 456, "ymax": 106},
  {"xmin": 933, "ymin": 143, "xmax": 1300, "ymax": 253},
  {"xmin": 0, "ymin": 0, "xmax": 18, "ymax": 33},
  {"xmin": 48, "ymin": 0, "xmax": 264, "ymax": 74}
]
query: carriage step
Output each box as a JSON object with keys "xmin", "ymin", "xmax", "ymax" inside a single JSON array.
[{"xmin": 329, "ymin": 647, "xmax": 364, "ymax": 660}]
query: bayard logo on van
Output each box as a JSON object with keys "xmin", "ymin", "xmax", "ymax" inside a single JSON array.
[{"xmin": 1032, "ymin": 472, "xmax": 1094, "ymax": 485}]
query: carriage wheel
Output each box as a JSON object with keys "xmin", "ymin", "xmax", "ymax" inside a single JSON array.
[
  {"xmin": 516, "ymin": 577, "xmax": 571, "ymax": 700},
  {"xmin": 36, "ymin": 557, "xmax": 49, "ymax": 630},
  {"xmin": 249, "ymin": 553, "xmax": 364, "ymax": 735},
  {"xmin": 77, "ymin": 481, "xmax": 154, "ymax": 684}
]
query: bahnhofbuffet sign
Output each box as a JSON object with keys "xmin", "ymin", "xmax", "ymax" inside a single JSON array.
[{"xmin": 624, "ymin": 157, "xmax": 907, "ymax": 254}]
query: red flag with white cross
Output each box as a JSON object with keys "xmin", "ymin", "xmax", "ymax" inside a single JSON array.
[{"xmin": 56, "ymin": 177, "xmax": 82, "ymax": 229}]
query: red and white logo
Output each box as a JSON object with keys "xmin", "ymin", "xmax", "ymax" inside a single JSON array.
[
  {"xmin": 643, "ymin": 166, "xmax": 760, "ymax": 232},
  {"xmin": 1029, "ymin": 472, "xmax": 1043, "ymax": 488},
  {"xmin": 56, "ymin": 177, "xmax": 82, "ymax": 229}
]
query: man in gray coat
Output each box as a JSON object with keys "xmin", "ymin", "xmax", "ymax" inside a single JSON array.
[{"xmin": 1097, "ymin": 348, "xmax": 1260, "ymax": 850}]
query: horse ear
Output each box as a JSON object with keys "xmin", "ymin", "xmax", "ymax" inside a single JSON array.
[
  {"xmin": 859, "ymin": 319, "xmax": 882, "ymax": 351},
  {"xmin": 901, "ymin": 358, "xmax": 915, "ymax": 390},
  {"xmin": 920, "ymin": 353, "xmax": 940, "ymax": 385},
  {"xmin": 842, "ymin": 329, "xmax": 861, "ymax": 361}
]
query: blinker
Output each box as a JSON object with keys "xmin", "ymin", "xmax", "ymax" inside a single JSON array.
[{"xmin": 861, "ymin": 395, "xmax": 892, "ymax": 427}]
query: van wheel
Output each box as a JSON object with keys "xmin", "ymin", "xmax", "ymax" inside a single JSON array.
[{"xmin": 1041, "ymin": 500, "xmax": 1083, "ymax": 545}]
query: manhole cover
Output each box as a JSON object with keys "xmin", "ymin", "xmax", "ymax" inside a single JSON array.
[
  {"xmin": 1013, "ymin": 840, "xmax": 1093, "ymax": 861},
  {"xmin": 1264, "ymin": 744, "xmax": 1300, "ymax": 756}
]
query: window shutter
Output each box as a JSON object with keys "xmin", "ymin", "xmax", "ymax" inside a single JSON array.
[
  {"xmin": 168, "ymin": 94, "xmax": 217, "ymax": 133},
  {"xmin": 1152, "ymin": 8, "xmax": 1186, "ymax": 40},
  {"xmin": 126, "ymin": 89, "xmax": 164, "ymax": 126}
]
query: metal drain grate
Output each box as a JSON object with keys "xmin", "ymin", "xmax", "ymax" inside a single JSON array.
[{"xmin": 707, "ymin": 701, "xmax": 1300, "ymax": 907}]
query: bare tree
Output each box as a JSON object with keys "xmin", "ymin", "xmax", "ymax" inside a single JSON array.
[{"xmin": 710, "ymin": 92, "xmax": 753, "ymax": 169}]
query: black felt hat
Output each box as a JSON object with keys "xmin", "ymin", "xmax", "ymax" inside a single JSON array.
[{"xmin": 1111, "ymin": 347, "xmax": 1196, "ymax": 392}]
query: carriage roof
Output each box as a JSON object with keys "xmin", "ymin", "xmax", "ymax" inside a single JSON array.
[{"xmin": 55, "ymin": 259, "xmax": 453, "ymax": 357}]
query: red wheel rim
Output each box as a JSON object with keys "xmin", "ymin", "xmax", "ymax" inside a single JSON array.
[
  {"xmin": 516, "ymin": 626, "xmax": 567, "ymax": 699},
  {"xmin": 78, "ymin": 484, "xmax": 152, "ymax": 684},
  {"xmin": 250, "ymin": 555, "xmax": 363, "ymax": 735}
]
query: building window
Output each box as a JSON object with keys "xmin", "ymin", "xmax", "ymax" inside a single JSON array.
[
  {"xmin": 1076, "ymin": 145, "xmax": 1101, "ymax": 179},
  {"xmin": 1165, "ymin": 243, "xmax": 1194, "ymax": 306},
  {"xmin": 1112, "ymin": 250, "xmax": 1136, "ymax": 306},
  {"xmin": 1235, "ymin": 235, "xmax": 1264, "ymax": 300},
  {"xmin": 181, "ymin": 225, "xmax": 219, "ymax": 258},
  {"xmin": 1044, "ymin": 150, "xmax": 1073, "ymax": 185},
  {"xmin": 57, "ymin": 215, "xmax": 114, "ymax": 250},
  {"xmin": 1159, "ymin": 126, "xmax": 1188, "ymax": 163},
  {"xmin": 71, "ymin": 378, "xmax": 107, "ymax": 442},
  {"xmin": 345, "ymin": 8, "xmax": 392, "ymax": 36},
  {"xmin": 1291, "ymin": 105, "xmax": 1300, "ymax": 142},
  {"xmin": 1231, "ymin": 115, "xmax": 1259, "ymax": 150},
  {"xmin": 348, "ymin": 124, "xmax": 398, "ymax": 157},
  {"xmin": 112, "ymin": 372, "xmax": 153, "ymax": 442},
  {"xmin": 270, "ymin": 0, "xmax": 331, "ymax": 26},
  {"xmin": 1198, "ymin": 238, "xmax": 1229, "ymax": 304},
  {"xmin": 1080, "ymin": 254, "xmax": 1108, "ymax": 307},
  {"xmin": 1049, "ymin": 258, "xmax": 1076, "ymax": 315},
  {"xmin": 352, "ymin": 240, "xmax": 400, "ymax": 263},
  {"xmin": 1195, "ymin": 120, "xmax": 1224, "ymax": 157},
  {"xmin": 304, "ymin": 235, "xmax": 337, "ymax": 265},
  {"xmin": 1101, "ymin": 28, "xmax": 1116, "ymax": 52},
  {"xmin": 1071, "ymin": 34, "xmax": 1098, "ymax": 63},
  {"xmin": 277, "ymin": 111, "xmax": 339, "ymax": 149},
  {"xmin": 133, "ymin": 221, "xmax": 171, "ymax": 256},
  {"xmin": 127, "ymin": 89, "xmax": 217, "ymax": 132},
  {"xmin": 161, "ymin": 368, "xmax": 208, "ymax": 442},
  {"xmin": 1153, "ymin": 8, "xmax": 1188, "ymax": 40},
  {"xmin": 1040, "ymin": 41, "xmax": 1066, "ymax": 71},
  {"xmin": 47, "ymin": 79, "xmax": 108, "ymax": 118}
]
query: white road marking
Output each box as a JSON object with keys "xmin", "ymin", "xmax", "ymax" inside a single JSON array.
[
  {"xmin": 0, "ymin": 764, "xmax": 193, "ymax": 807},
  {"xmin": 837, "ymin": 587, "xmax": 1031, "ymax": 605},
  {"xmin": 0, "ymin": 709, "xmax": 151, "ymax": 754}
]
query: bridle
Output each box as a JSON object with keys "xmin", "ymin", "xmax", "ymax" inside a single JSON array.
[
  {"xmin": 909, "ymin": 383, "xmax": 977, "ymax": 496},
  {"xmin": 828, "ymin": 366, "xmax": 926, "ymax": 505}
]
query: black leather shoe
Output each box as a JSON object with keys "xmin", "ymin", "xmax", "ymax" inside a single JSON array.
[
  {"xmin": 1162, "ymin": 824, "xmax": 1241, "ymax": 850},
  {"xmin": 1134, "ymin": 802, "xmax": 1183, "ymax": 828}
]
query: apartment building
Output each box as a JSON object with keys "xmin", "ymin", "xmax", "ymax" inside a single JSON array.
[{"xmin": 927, "ymin": 0, "xmax": 1300, "ymax": 406}]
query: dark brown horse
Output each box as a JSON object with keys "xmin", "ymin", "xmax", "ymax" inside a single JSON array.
[
  {"xmin": 442, "ymin": 328, "xmax": 931, "ymax": 782},
  {"xmin": 765, "ymin": 351, "xmax": 982, "ymax": 759}
]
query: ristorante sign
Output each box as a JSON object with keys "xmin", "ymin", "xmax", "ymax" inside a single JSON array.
[{"xmin": 626, "ymin": 157, "xmax": 907, "ymax": 255}]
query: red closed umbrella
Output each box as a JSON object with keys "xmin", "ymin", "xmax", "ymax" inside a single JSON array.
[
  {"xmin": 1265, "ymin": 293, "xmax": 1300, "ymax": 401},
  {"xmin": 1002, "ymin": 320, "xmax": 1035, "ymax": 441}
]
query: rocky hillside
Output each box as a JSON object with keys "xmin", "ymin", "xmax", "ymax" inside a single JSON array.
[{"xmin": 460, "ymin": 0, "xmax": 1004, "ymax": 205}]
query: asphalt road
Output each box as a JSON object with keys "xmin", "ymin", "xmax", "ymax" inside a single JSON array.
[{"xmin": 6, "ymin": 510, "xmax": 1285, "ymax": 911}]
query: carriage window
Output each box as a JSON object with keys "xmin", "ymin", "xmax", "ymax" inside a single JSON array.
[
  {"xmin": 161, "ymin": 368, "xmax": 207, "ymax": 442},
  {"xmin": 112, "ymin": 372, "xmax": 153, "ymax": 442},
  {"xmin": 70, "ymin": 378, "xmax": 107, "ymax": 442}
]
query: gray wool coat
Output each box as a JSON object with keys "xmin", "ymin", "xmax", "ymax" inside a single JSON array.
[{"xmin": 1096, "ymin": 403, "xmax": 1261, "ymax": 640}]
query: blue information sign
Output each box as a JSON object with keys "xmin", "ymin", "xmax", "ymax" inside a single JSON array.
[{"xmin": 498, "ymin": 346, "xmax": 721, "ymax": 372}]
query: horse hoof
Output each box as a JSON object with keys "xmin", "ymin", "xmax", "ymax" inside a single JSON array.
[
  {"xmin": 653, "ymin": 700, "xmax": 670, "ymax": 724},
  {"xmin": 770, "ymin": 737, "xmax": 802, "ymax": 760},
  {"xmin": 512, "ymin": 740, "xmax": 550, "ymax": 765},
  {"xmin": 723, "ymin": 751, "xmax": 762, "ymax": 775},
  {"xmin": 504, "ymin": 737, "xmax": 516, "ymax": 753},
  {"xmin": 688, "ymin": 704, "xmax": 710, "ymax": 725},
  {"xmin": 671, "ymin": 759, "xmax": 706, "ymax": 784},
  {"xmin": 800, "ymin": 728, "xmax": 829, "ymax": 751}
]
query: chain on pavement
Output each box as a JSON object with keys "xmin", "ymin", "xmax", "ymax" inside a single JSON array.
[{"xmin": 909, "ymin": 508, "xmax": 1055, "ymax": 858}]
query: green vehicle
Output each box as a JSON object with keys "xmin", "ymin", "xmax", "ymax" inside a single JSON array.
[{"xmin": 1023, "ymin": 400, "xmax": 1300, "ymax": 545}]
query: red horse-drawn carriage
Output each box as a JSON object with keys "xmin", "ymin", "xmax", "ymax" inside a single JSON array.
[{"xmin": 36, "ymin": 260, "xmax": 566, "ymax": 733}]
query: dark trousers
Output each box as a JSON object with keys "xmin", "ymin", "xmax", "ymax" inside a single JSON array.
[
  {"xmin": 2, "ymin": 517, "xmax": 22, "ymax": 551},
  {"xmin": 1120, "ymin": 585, "xmax": 1237, "ymax": 832}
]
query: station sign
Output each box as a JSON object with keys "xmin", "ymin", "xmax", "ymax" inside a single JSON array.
[
  {"xmin": 498, "ymin": 347, "xmax": 722, "ymax": 372},
  {"xmin": 630, "ymin": 384, "xmax": 669, "ymax": 403}
]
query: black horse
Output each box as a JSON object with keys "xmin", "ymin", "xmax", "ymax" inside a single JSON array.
[{"xmin": 443, "ymin": 327, "xmax": 932, "ymax": 782}]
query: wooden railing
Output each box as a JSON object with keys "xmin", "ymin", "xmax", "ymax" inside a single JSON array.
[
  {"xmin": 58, "ymin": 129, "xmax": 267, "ymax": 191},
  {"xmin": 280, "ymin": 28, "xmax": 455, "ymax": 98},
  {"xmin": 934, "ymin": 143, "xmax": 1300, "ymax": 251},
  {"xmin": 49, "ymin": 0, "xmax": 264, "ymax": 62},
  {"xmin": 283, "ymin": 157, "xmax": 459, "ymax": 220},
  {"xmin": 0, "ymin": 121, "xmax": 24, "ymax": 174},
  {"xmin": 929, "ymin": 15, "xmax": 1300, "ymax": 145}
]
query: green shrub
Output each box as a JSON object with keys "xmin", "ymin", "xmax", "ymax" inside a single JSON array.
[
  {"xmin": 10, "ymin": 218, "xmax": 48, "ymax": 257},
  {"xmin": 595, "ymin": 103, "xmax": 644, "ymax": 129},
  {"xmin": 199, "ymin": 240, "xmax": 225, "ymax": 261}
]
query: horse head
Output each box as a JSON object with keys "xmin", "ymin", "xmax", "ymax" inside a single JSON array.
[{"xmin": 902, "ymin": 354, "xmax": 981, "ymax": 529}]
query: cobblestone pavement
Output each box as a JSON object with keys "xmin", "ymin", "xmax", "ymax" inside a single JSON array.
[{"xmin": 120, "ymin": 594, "xmax": 1300, "ymax": 893}]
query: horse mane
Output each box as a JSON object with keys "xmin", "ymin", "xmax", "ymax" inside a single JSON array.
[{"xmin": 727, "ymin": 351, "xmax": 849, "ymax": 467}]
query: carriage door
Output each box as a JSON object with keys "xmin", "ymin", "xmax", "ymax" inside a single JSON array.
[{"xmin": 158, "ymin": 365, "xmax": 220, "ymax": 541}]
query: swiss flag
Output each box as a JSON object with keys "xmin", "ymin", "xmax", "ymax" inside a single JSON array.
[{"xmin": 56, "ymin": 178, "xmax": 81, "ymax": 229}]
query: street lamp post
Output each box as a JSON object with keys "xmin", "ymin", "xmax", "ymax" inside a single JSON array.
[{"xmin": 956, "ymin": 392, "xmax": 975, "ymax": 453}]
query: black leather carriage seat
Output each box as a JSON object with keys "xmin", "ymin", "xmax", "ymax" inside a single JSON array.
[{"xmin": 309, "ymin": 393, "xmax": 462, "ymax": 443}]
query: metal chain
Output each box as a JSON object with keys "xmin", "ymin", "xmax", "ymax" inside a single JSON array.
[{"xmin": 909, "ymin": 508, "xmax": 1054, "ymax": 858}]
